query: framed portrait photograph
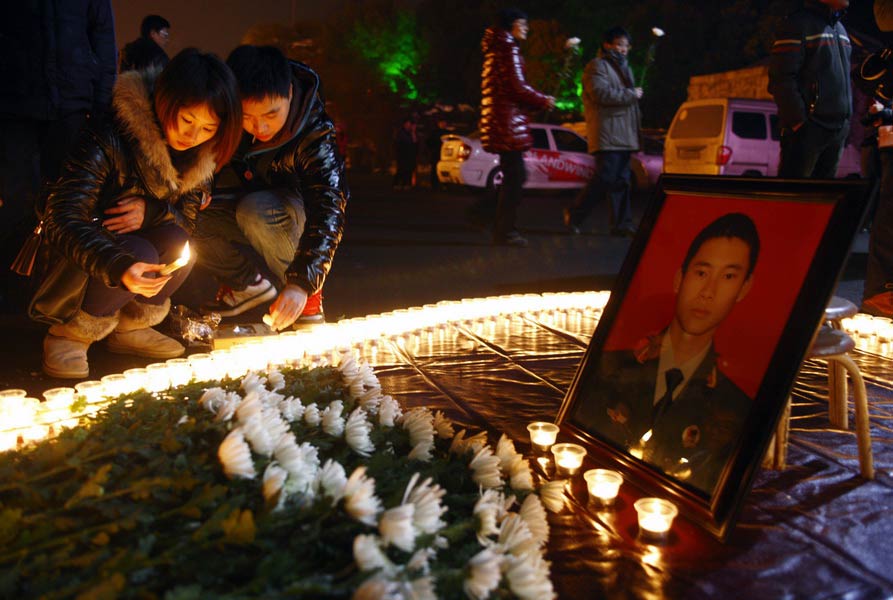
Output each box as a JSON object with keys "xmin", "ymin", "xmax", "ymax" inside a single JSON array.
[{"xmin": 557, "ymin": 175, "xmax": 869, "ymax": 540}]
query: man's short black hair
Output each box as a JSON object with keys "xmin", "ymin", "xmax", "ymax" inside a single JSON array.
[
  {"xmin": 140, "ymin": 15, "xmax": 170, "ymax": 39},
  {"xmin": 603, "ymin": 26, "xmax": 632, "ymax": 46},
  {"xmin": 497, "ymin": 7, "xmax": 528, "ymax": 30},
  {"xmin": 226, "ymin": 45, "xmax": 292, "ymax": 101},
  {"xmin": 682, "ymin": 213, "xmax": 760, "ymax": 277}
]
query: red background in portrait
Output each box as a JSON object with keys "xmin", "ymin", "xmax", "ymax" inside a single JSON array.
[{"xmin": 603, "ymin": 193, "xmax": 834, "ymax": 399}]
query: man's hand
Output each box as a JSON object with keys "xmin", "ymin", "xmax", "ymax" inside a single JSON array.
[
  {"xmin": 546, "ymin": 95, "xmax": 557, "ymax": 109},
  {"xmin": 266, "ymin": 284, "xmax": 309, "ymax": 331},
  {"xmin": 120, "ymin": 262, "xmax": 171, "ymax": 297},
  {"xmin": 104, "ymin": 197, "xmax": 146, "ymax": 234},
  {"xmin": 634, "ymin": 87, "xmax": 644, "ymax": 99}
]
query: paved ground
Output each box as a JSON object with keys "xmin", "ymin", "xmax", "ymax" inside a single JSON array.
[{"xmin": 0, "ymin": 173, "xmax": 869, "ymax": 396}]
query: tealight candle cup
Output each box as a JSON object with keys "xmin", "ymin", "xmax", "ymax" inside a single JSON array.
[
  {"xmin": 74, "ymin": 380, "xmax": 105, "ymax": 404},
  {"xmin": 527, "ymin": 421, "xmax": 559, "ymax": 453},
  {"xmin": 634, "ymin": 497, "xmax": 678, "ymax": 541},
  {"xmin": 551, "ymin": 442, "xmax": 586, "ymax": 476},
  {"xmin": 584, "ymin": 468, "xmax": 623, "ymax": 507}
]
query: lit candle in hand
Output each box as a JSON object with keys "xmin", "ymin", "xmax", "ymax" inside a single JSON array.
[{"xmin": 159, "ymin": 242, "xmax": 190, "ymax": 276}]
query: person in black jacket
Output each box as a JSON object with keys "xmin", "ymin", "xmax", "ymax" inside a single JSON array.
[
  {"xmin": 768, "ymin": 0, "xmax": 852, "ymax": 178},
  {"xmin": 119, "ymin": 15, "xmax": 171, "ymax": 73},
  {"xmin": 0, "ymin": 0, "xmax": 117, "ymax": 311},
  {"xmin": 34, "ymin": 49, "xmax": 242, "ymax": 378},
  {"xmin": 193, "ymin": 45, "xmax": 348, "ymax": 330}
]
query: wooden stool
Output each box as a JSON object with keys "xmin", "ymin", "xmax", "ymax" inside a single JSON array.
[{"xmin": 763, "ymin": 297, "xmax": 874, "ymax": 479}]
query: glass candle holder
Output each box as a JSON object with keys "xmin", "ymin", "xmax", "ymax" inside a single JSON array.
[
  {"xmin": 0, "ymin": 389, "xmax": 27, "ymax": 399},
  {"xmin": 584, "ymin": 469, "xmax": 623, "ymax": 506},
  {"xmin": 527, "ymin": 421, "xmax": 559, "ymax": 452},
  {"xmin": 123, "ymin": 368, "xmax": 149, "ymax": 392},
  {"xmin": 634, "ymin": 497, "xmax": 678, "ymax": 540},
  {"xmin": 188, "ymin": 353, "xmax": 214, "ymax": 381},
  {"xmin": 551, "ymin": 442, "xmax": 587, "ymax": 476},
  {"xmin": 145, "ymin": 364, "xmax": 171, "ymax": 393},
  {"xmin": 165, "ymin": 358, "xmax": 192, "ymax": 388},
  {"xmin": 42, "ymin": 387, "xmax": 76, "ymax": 412},
  {"xmin": 74, "ymin": 380, "xmax": 105, "ymax": 404},
  {"xmin": 101, "ymin": 374, "xmax": 128, "ymax": 399}
]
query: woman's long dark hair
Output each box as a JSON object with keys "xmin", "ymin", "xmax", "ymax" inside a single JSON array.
[{"xmin": 154, "ymin": 48, "xmax": 242, "ymax": 169}]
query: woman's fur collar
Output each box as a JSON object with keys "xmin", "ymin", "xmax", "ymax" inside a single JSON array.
[{"xmin": 112, "ymin": 69, "xmax": 217, "ymax": 196}]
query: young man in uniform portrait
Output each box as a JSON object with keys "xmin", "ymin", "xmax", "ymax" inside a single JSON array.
[{"xmin": 574, "ymin": 213, "xmax": 760, "ymax": 495}]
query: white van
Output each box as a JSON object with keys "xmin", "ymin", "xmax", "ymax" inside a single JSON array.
[{"xmin": 663, "ymin": 98, "xmax": 861, "ymax": 178}]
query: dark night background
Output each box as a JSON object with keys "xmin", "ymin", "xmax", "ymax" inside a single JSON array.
[{"xmin": 109, "ymin": 1, "xmax": 891, "ymax": 169}]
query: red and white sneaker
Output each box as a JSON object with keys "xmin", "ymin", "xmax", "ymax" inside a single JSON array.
[
  {"xmin": 201, "ymin": 276, "xmax": 277, "ymax": 317},
  {"xmin": 294, "ymin": 290, "xmax": 325, "ymax": 328}
]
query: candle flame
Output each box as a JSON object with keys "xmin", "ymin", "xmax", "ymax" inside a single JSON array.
[{"xmin": 181, "ymin": 242, "xmax": 190, "ymax": 263}]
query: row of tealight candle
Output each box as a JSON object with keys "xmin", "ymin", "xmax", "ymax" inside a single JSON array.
[
  {"xmin": 527, "ymin": 421, "xmax": 679, "ymax": 540},
  {"xmin": 841, "ymin": 313, "xmax": 893, "ymax": 356},
  {"xmin": 0, "ymin": 291, "xmax": 612, "ymax": 453}
]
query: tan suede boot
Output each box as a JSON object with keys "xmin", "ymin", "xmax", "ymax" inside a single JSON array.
[
  {"xmin": 106, "ymin": 299, "xmax": 184, "ymax": 359},
  {"xmin": 43, "ymin": 310, "xmax": 119, "ymax": 379}
]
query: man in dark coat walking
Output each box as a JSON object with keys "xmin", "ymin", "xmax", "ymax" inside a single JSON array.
[
  {"xmin": 0, "ymin": 0, "xmax": 117, "ymax": 311},
  {"xmin": 476, "ymin": 7, "xmax": 554, "ymax": 247},
  {"xmin": 119, "ymin": 15, "xmax": 171, "ymax": 73}
]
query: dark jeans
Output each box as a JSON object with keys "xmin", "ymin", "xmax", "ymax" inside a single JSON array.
[
  {"xmin": 493, "ymin": 150, "xmax": 526, "ymax": 239},
  {"xmin": 568, "ymin": 151, "xmax": 632, "ymax": 230},
  {"xmin": 778, "ymin": 120, "xmax": 849, "ymax": 179},
  {"xmin": 82, "ymin": 222, "xmax": 193, "ymax": 317},
  {"xmin": 865, "ymin": 151, "xmax": 893, "ymax": 299},
  {"xmin": 193, "ymin": 189, "xmax": 306, "ymax": 290}
]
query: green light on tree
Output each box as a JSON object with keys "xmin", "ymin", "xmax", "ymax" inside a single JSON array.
[{"xmin": 349, "ymin": 12, "xmax": 427, "ymax": 101}]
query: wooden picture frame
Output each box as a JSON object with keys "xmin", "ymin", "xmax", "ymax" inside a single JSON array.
[{"xmin": 557, "ymin": 175, "xmax": 868, "ymax": 540}]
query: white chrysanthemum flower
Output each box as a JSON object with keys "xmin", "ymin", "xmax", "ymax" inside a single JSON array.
[
  {"xmin": 449, "ymin": 429, "xmax": 468, "ymax": 455},
  {"xmin": 263, "ymin": 462, "xmax": 288, "ymax": 507},
  {"xmin": 218, "ymin": 428, "xmax": 256, "ymax": 479},
  {"xmin": 267, "ymin": 368, "xmax": 286, "ymax": 391},
  {"xmin": 240, "ymin": 372, "xmax": 267, "ymax": 395},
  {"xmin": 352, "ymin": 577, "xmax": 400, "ymax": 600},
  {"xmin": 356, "ymin": 388, "xmax": 382, "ymax": 413},
  {"xmin": 339, "ymin": 353, "xmax": 360, "ymax": 379},
  {"xmin": 432, "ymin": 411, "xmax": 454, "ymax": 439},
  {"xmin": 509, "ymin": 458, "xmax": 535, "ymax": 491},
  {"xmin": 262, "ymin": 407, "xmax": 289, "ymax": 445},
  {"xmin": 464, "ymin": 548, "xmax": 503, "ymax": 600},
  {"xmin": 402, "ymin": 408, "xmax": 433, "ymax": 447},
  {"xmin": 344, "ymin": 467, "xmax": 383, "ymax": 526},
  {"xmin": 520, "ymin": 494, "xmax": 549, "ymax": 547},
  {"xmin": 241, "ymin": 413, "xmax": 276, "ymax": 457},
  {"xmin": 434, "ymin": 535, "xmax": 449, "ymax": 549},
  {"xmin": 258, "ymin": 389, "xmax": 285, "ymax": 409},
  {"xmin": 278, "ymin": 396, "xmax": 304, "ymax": 422},
  {"xmin": 407, "ymin": 547, "xmax": 436, "ymax": 573},
  {"xmin": 379, "ymin": 504, "xmax": 416, "ymax": 552},
  {"xmin": 353, "ymin": 534, "xmax": 393, "ymax": 572},
  {"xmin": 345, "ymin": 407, "xmax": 375, "ymax": 456},
  {"xmin": 200, "ymin": 387, "xmax": 241, "ymax": 421},
  {"xmin": 450, "ymin": 430, "xmax": 489, "ymax": 456},
  {"xmin": 498, "ymin": 513, "xmax": 537, "ymax": 557},
  {"xmin": 404, "ymin": 474, "xmax": 447, "ymax": 535},
  {"xmin": 349, "ymin": 379, "xmax": 365, "ymax": 400},
  {"xmin": 470, "ymin": 445, "xmax": 503, "ymax": 489},
  {"xmin": 315, "ymin": 458, "xmax": 348, "ymax": 502},
  {"xmin": 303, "ymin": 402, "xmax": 321, "ymax": 426},
  {"xmin": 360, "ymin": 361, "xmax": 380, "ymax": 389},
  {"xmin": 235, "ymin": 390, "xmax": 262, "ymax": 423},
  {"xmin": 199, "ymin": 387, "xmax": 226, "ymax": 413},
  {"xmin": 322, "ymin": 400, "xmax": 346, "ymax": 437},
  {"xmin": 408, "ymin": 576, "xmax": 437, "ymax": 600},
  {"xmin": 274, "ymin": 433, "xmax": 320, "ymax": 494},
  {"xmin": 504, "ymin": 551, "xmax": 556, "ymax": 600},
  {"xmin": 496, "ymin": 434, "xmax": 521, "ymax": 472},
  {"xmin": 474, "ymin": 489, "xmax": 503, "ymax": 543},
  {"xmin": 539, "ymin": 480, "xmax": 568, "ymax": 513},
  {"xmin": 378, "ymin": 395, "xmax": 401, "ymax": 427}
]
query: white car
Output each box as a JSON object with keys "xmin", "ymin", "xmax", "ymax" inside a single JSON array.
[{"xmin": 437, "ymin": 123, "xmax": 595, "ymax": 190}]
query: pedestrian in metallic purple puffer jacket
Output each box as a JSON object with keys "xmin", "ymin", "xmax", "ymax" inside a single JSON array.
[{"xmin": 475, "ymin": 7, "xmax": 554, "ymax": 247}]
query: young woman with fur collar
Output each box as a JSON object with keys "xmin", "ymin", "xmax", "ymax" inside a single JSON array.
[{"xmin": 33, "ymin": 48, "xmax": 242, "ymax": 379}]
